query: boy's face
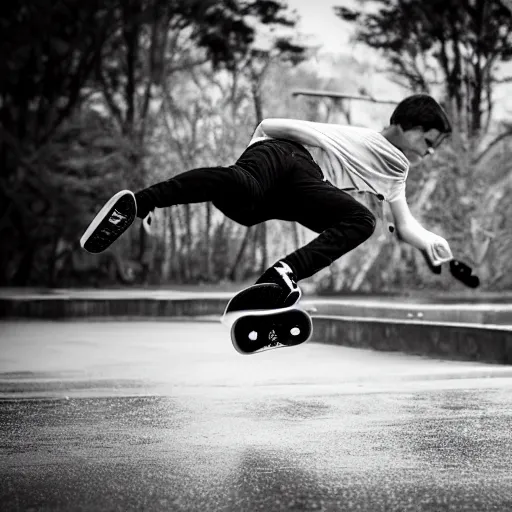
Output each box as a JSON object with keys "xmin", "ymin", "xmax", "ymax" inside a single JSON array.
[{"xmin": 399, "ymin": 127, "xmax": 447, "ymax": 165}]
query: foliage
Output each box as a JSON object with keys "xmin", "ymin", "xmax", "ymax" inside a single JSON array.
[
  {"xmin": 0, "ymin": 0, "xmax": 303, "ymax": 285},
  {"xmin": 335, "ymin": 0, "xmax": 512, "ymax": 137},
  {"xmin": 312, "ymin": 0, "xmax": 512, "ymax": 293},
  {"xmin": 2, "ymin": 0, "xmax": 512, "ymax": 293}
]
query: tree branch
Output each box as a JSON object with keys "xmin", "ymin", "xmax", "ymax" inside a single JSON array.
[{"xmin": 474, "ymin": 130, "xmax": 512, "ymax": 164}]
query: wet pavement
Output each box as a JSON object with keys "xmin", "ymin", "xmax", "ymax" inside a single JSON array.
[{"xmin": 1, "ymin": 320, "xmax": 512, "ymax": 511}]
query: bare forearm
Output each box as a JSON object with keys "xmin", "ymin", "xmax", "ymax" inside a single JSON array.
[
  {"xmin": 396, "ymin": 219, "xmax": 453, "ymax": 265},
  {"xmin": 395, "ymin": 219, "xmax": 430, "ymax": 251},
  {"xmin": 389, "ymin": 196, "xmax": 453, "ymax": 266}
]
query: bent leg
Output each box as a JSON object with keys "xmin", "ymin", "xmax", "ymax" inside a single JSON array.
[{"xmin": 276, "ymin": 180, "xmax": 376, "ymax": 281}]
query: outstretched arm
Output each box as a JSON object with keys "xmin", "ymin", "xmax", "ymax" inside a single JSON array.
[
  {"xmin": 389, "ymin": 194, "xmax": 453, "ymax": 266},
  {"xmin": 254, "ymin": 118, "xmax": 325, "ymax": 148}
]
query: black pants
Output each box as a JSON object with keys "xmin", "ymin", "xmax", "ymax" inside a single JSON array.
[{"xmin": 135, "ymin": 139, "xmax": 376, "ymax": 281}]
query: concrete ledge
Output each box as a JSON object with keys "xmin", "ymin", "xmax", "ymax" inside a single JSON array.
[
  {"xmin": 0, "ymin": 298, "xmax": 227, "ymax": 319},
  {"xmin": 2, "ymin": 293, "xmax": 512, "ymax": 364},
  {"xmin": 306, "ymin": 300, "xmax": 512, "ymax": 325},
  {"xmin": 3, "ymin": 294, "xmax": 512, "ymax": 324},
  {"xmin": 313, "ymin": 316, "xmax": 512, "ymax": 364}
]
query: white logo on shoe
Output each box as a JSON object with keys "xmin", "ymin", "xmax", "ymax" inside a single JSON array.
[
  {"xmin": 275, "ymin": 262, "xmax": 296, "ymax": 292},
  {"xmin": 108, "ymin": 209, "xmax": 126, "ymax": 225}
]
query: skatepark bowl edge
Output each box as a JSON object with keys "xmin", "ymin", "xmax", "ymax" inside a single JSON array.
[{"xmin": 2, "ymin": 289, "xmax": 512, "ymax": 363}]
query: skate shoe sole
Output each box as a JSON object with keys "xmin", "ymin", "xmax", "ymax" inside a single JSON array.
[
  {"xmin": 80, "ymin": 190, "xmax": 136, "ymax": 254},
  {"xmin": 231, "ymin": 307, "xmax": 312, "ymax": 355}
]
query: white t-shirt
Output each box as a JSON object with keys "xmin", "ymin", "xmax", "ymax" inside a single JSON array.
[{"xmin": 249, "ymin": 120, "xmax": 410, "ymax": 203}]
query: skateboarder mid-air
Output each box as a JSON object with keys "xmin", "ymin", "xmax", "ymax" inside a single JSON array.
[{"xmin": 81, "ymin": 93, "xmax": 456, "ymax": 309}]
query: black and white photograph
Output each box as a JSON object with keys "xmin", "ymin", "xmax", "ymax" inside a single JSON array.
[{"xmin": 2, "ymin": 0, "xmax": 512, "ymax": 510}]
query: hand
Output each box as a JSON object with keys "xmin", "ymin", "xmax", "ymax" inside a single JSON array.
[{"xmin": 425, "ymin": 234, "xmax": 453, "ymax": 267}]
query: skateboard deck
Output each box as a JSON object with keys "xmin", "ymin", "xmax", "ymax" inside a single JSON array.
[{"xmin": 222, "ymin": 283, "xmax": 313, "ymax": 355}]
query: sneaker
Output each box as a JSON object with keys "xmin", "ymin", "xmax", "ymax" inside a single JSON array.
[
  {"xmin": 255, "ymin": 261, "xmax": 301, "ymax": 307},
  {"xmin": 80, "ymin": 190, "xmax": 136, "ymax": 253}
]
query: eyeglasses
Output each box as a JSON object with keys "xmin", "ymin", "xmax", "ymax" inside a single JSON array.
[{"xmin": 424, "ymin": 132, "xmax": 449, "ymax": 156}]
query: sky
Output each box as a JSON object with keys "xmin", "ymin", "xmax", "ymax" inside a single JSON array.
[
  {"xmin": 285, "ymin": 0, "xmax": 352, "ymax": 53},
  {"xmin": 276, "ymin": 0, "xmax": 403, "ymax": 128}
]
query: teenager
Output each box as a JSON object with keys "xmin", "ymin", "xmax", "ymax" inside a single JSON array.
[{"xmin": 81, "ymin": 93, "xmax": 454, "ymax": 306}]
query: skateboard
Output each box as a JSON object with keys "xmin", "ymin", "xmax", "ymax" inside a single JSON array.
[{"xmin": 222, "ymin": 283, "xmax": 313, "ymax": 355}]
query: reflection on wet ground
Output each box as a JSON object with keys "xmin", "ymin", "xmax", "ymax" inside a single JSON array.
[{"xmin": 3, "ymin": 387, "xmax": 512, "ymax": 511}]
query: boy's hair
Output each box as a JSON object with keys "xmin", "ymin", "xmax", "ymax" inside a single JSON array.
[{"xmin": 390, "ymin": 94, "xmax": 452, "ymax": 134}]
